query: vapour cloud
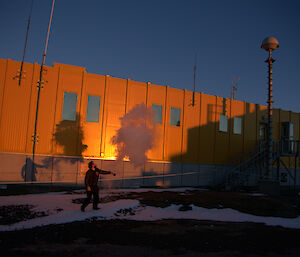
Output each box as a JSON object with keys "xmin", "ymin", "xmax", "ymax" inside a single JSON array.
[{"xmin": 111, "ymin": 103, "xmax": 158, "ymax": 167}]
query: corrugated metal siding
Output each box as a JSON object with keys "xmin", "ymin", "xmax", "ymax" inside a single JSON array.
[
  {"xmin": 0, "ymin": 60, "xmax": 32, "ymax": 152},
  {"xmin": 1, "ymin": 58, "xmax": 300, "ymax": 167},
  {"xmin": 103, "ymin": 76, "xmax": 127, "ymax": 157},
  {"xmin": 181, "ymin": 90, "xmax": 201, "ymax": 163},
  {"xmin": 82, "ymin": 73, "xmax": 106, "ymax": 157},
  {"xmin": 164, "ymin": 86, "xmax": 184, "ymax": 161}
]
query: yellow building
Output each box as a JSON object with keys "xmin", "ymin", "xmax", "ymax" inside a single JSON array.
[{"xmin": 0, "ymin": 58, "xmax": 299, "ymax": 188}]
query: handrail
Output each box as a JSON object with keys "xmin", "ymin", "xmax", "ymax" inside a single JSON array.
[
  {"xmin": 227, "ymin": 139, "xmax": 300, "ymax": 170},
  {"xmin": 226, "ymin": 140, "xmax": 266, "ymax": 168},
  {"xmin": 220, "ymin": 139, "xmax": 300, "ymax": 190},
  {"xmin": 272, "ymin": 140, "xmax": 300, "ymax": 156}
]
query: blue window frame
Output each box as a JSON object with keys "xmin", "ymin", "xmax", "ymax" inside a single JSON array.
[
  {"xmin": 86, "ymin": 95, "xmax": 101, "ymax": 123},
  {"xmin": 152, "ymin": 104, "xmax": 162, "ymax": 124},
  {"xmin": 170, "ymin": 107, "xmax": 181, "ymax": 127},
  {"xmin": 219, "ymin": 114, "xmax": 228, "ymax": 132},
  {"xmin": 62, "ymin": 92, "xmax": 77, "ymax": 121},
  {"xmin": 233, "ymin": 117, "xmax": 242, "ymax": 134}
]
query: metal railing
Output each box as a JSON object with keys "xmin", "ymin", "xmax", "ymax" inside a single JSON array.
[
  {"xmin": 272, "ymin": 140, "xmax": 300, "ymax": 157},
  {"xmin": 223, "ymin": 140, "xmax": 300, "ymax": 190}
]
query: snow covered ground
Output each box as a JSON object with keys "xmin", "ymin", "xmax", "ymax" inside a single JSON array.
[{"xmin": 1, "ymin": 188, "xmax": 300, "ymax": 232}]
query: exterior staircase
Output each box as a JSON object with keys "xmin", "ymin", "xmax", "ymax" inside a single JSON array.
[{"xmin": 221, "ymin": 140, "xmax": 300, "ymax": 191}]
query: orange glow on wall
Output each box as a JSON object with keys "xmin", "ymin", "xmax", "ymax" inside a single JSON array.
[{"xmin": 0, "ymin": 58, "xmax": 299, "ymax": 168}]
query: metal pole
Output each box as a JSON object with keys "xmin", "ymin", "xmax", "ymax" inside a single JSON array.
[
  {"xmin": 193, "ymin": 54, "xmax": 197, "ymax": 106},
  {"xmin": 233, "ymin": 87, "xmax": 237, "ymax": 99},
  {"xmin": 266, "ymin": 49, "xmax": 274, "ymax": 179},
  {"xmin": 294, "ymin": 156, "xmax": 297, "ymax": 191},
  {"xmin": 32, "ymin": 0, "xmax": 55, "ymax": 177},
  {"xmin": 19, "ymin": 0, "xmax": 34, "ymax": 86}
]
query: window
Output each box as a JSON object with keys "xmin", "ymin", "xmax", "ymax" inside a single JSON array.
[
  {"xmin": 62, "ymin": 92, "xmax": 77, "ymax": 121},
  {"xmin": 170, "ymin": 107, "xmax": 181, "ymax": 127},
  {"xmin": 219, "ymin": 114, "xmax": 228, "ymax": 132},
  {"xmin": 289, "ymin": 123, "xmax": 294, "ymax": 139},
  {"xmin": 233, "ymin": 117, "xmax": 242, "ymax": 134},
  {"xmin": 259, "ymin": 123, "xmax": 267, "ymax": 140},
  {"xmin": 86, "ymin": 95, "xmax": 101, "ymax": 123},
  {"xmin": 281, "ymin": 122, "xmax": 295, "ymax": 140},
  {"xmin": 152, "ymin": 104, "xmax": 162, "ymax": 124},
  {"xmin": 281, "ymin": 122, "xmax": 295, "ymax": 153}
]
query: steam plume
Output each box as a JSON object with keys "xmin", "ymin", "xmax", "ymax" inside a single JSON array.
[{"xmin": 111, "ymin": 103, "xmax": 158, "ymax": 167}]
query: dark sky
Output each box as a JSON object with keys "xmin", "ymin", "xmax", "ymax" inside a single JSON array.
[{"xmin": 1, "ymin": 0, "xmax": 299, "ymax": 112}]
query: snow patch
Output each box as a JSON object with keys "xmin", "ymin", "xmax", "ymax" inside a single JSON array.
[{"xmin": 1, "ymin": 188, "xmax": 300, "ymax": 231}]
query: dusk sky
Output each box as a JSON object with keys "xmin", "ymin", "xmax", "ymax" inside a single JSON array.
[{"xmin": 1, "ymin": 0, "xmax": 299, "ymax": 112}]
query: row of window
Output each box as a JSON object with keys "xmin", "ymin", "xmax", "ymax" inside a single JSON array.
[
  {"xmin": 62, "ymin": 92, "xmax": 182, "ymax": 126},
  {"xmin": 62, "ymin": 92, "xmax": 101, "ymax": 122},
  {"xmin": 152, "ymin": 104, "xmax": 181, "ymax": 126},
  {"xmin": 61, "ymin": 92, "xmax": 242, "ymax": 134},
  {"xmin": 219, "ymin": 114, "xmax": 242, "ymax": 135},
  {"xmin": 259, "ymin": 122, "xmax": 295, "ymax": 140}
]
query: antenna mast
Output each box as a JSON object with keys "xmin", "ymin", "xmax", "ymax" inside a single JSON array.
[
  {"xmin": 18, "ymin": 0, "xmax": 34, "ymax": 86},
  {"xmin": 193, "ymin": 54, "xmax": 197, "ymax": 106},
  {"xmin": 32, "ymin": 0, "xmax": 55, "ymax": 175},
  {"xmin": 230, "ymin": 77, "xmax": 239, "ymax": 99}
]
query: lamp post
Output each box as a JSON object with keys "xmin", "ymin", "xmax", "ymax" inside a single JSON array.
[{"xmin": 261, "ymin": 37, "xmax": 279, "ymax": 179}]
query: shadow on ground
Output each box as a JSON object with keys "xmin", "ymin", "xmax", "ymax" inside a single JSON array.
[{"xmin": 1, "ymin": 189, "xmax": 300, "ymax": 256}]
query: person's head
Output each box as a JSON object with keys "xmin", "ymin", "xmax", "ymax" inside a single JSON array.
[{"xmin": 88, "ymin": 161, "xmax": 95, "ymax": 169}]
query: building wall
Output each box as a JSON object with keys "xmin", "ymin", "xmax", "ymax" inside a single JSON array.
[
  {"xmin": 0, "ymin": 58, "xmax": 299, "ymax": 185},
  {"xmin": 82, "ymin": 72, "xmax": 106, "ymax": 157},
  {"xmin": 146, "ymin": 83, "xmax": 166, "ymax": 160}
]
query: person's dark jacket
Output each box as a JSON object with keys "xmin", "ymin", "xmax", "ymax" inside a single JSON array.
[{"xmin": 84, "ymin": 167, "xmax": 112, "ymax": 190}]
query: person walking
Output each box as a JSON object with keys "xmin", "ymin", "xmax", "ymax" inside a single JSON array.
[{"xmin": 81, "ymin": 161, "xmax": 115, "ymax": 212}]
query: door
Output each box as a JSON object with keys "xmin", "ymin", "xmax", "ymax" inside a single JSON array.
[{"xmin": 281, "ymin": 122, "xmax": 294, "ymax": 153}]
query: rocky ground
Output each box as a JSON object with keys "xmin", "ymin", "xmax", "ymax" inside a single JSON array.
[{"xmin": 1, "ymin": 187, "xmax": 300, "ymax": 256}]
